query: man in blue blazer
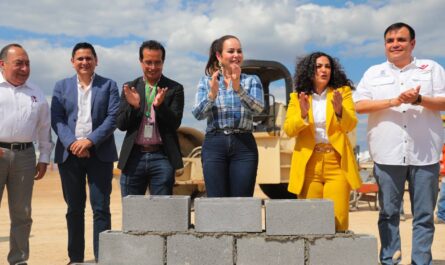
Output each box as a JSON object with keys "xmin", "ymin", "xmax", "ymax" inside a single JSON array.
[{"xmin": 51, "ymin": 42, "xmax": 119, "ymax": 264}]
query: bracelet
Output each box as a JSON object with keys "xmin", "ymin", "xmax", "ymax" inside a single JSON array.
[
  {"xmin": 208, "ymin": 93, "xmax": 216, "ymax": 101},
  {"xmin": 411, "ymin": 94, "xmax": 422, "ymax": 105}
]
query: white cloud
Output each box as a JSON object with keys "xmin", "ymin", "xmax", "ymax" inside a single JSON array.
[
  {"xmin": 2, "ymin": 0, "xmax": 444, "ymax": 61},
  {"xmin": 1, "ymin": 0, "xmax": 444, "ymax": 131},
  {"xmin": 0, "ymin": 0, "xmax": 152, "ymax": 37}
]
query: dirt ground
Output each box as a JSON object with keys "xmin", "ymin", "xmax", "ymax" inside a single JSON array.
[{"xmin": 1, "ymin": 168, "xmax": 444, "ymax": 265}]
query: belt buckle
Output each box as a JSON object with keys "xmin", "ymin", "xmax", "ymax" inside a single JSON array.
[
  {"xmin": 11, "ymin": 143, "xmax": 21, "ymax": 150},
  {"xmin": 314, "ymin": 145, "xmax": 332, "ymax": 153},
  {"xmin": 223, "ymin": 129, "xmax": 243, "ymax": 135}
]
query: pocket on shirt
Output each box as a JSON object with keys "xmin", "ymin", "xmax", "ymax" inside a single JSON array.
[
  {"xmin": 412, "ymin": 71, "xmax": 433, "ymax": 95},
  {"xmin": 369, "ymin": 76, "xmax": 397, "ymax": 99},
  {"xmin": 24, "ymin": 101, "xmax": 41, "ymax": 122}
]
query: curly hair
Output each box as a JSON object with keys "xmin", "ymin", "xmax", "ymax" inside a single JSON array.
[{"xmin": 294, "ymin": 52, "xmax": 354, "ymax": 94}]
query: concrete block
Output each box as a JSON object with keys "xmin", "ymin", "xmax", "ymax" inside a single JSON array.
[
  {"xmin": 265, "ymin": 199, "xmax": 335, "ymax": 235},
  {"xmin": 122, "ymin": 195, "xmax": 190, "ymax": 232},
  {"xmin": 309, "ymin": 235, "xmax": 378, "ymax": 265},
  {"xmin": 236, "ymin": 236, "xmax": 305, "ymax": 265},
  {"xmin": 194, "ymin": 197, "xmax": 262, "ymax": 232},
  {"xmin": 98, "ymin": 230, "xmax": 164, "ymax": 265},
  {"xmin": 167, "ymin": 234, "xmax": 233, "ymax": 265}
]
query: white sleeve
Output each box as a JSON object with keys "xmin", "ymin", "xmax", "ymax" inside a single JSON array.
[
  {"xmin": 432, "ymin": 61, "xmax": 445, "ymax": 97},
  {"xmin": 353, "ymin": 70, "xmax": 373, "ymax": 102},
  {"xmin": 36, "ymin": 93, "xmax": 53, "ymax": 163}
]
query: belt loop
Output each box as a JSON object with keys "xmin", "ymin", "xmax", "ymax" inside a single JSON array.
[{"xmin": 0, "ymin": 142, "xmax": 32, "ymax": 151}]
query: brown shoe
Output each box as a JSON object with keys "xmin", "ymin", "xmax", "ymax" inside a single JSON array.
[
  {"xmin": 400, "ymin": 213, "xmax": 406, "ymax": 221},
  {"xmin": 392, "ymin": 249, "xmax": 402, "ymax": 263},
  {"xmin": 435, "ymin": 216, "xmax": 445, "ymax": 224}
]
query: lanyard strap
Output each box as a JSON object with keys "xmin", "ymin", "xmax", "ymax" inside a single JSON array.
[{"xmin": 145, "ymin": 82, "xmax": 157, "ymax": 117}]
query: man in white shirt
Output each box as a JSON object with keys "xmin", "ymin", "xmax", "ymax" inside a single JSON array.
[
  {"xmin": 51, "ymin": 42, "xmax": 119, "ymax": 264},
  {"xmin": 0, "ymin": 43, "xmax": 53, "ymax": 265},
  {"xmin": 354, "ymin": 22, "xmax": 445, "ymax": 265}
]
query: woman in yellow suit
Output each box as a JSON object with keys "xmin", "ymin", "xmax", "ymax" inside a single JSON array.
[{"xmin": 284, "ymin": 52, "xmax": 362, "ymax": 232}]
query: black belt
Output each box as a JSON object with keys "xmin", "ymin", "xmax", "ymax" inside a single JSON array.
[
  {"xmin": 211, "ymin": 128, "xmax": 251, "ymax": 135},
  {"xmin": 136, "ymin": 144, "xmax": 162, "ymax": 153},
  {"xmin": 0, "ymin": 142, "xmax": 33, "ymax": 151}
]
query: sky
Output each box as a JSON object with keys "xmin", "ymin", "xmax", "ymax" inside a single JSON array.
[{"xmin": 1, "ymin": 0, "xmax": 444, "ymax": 152}]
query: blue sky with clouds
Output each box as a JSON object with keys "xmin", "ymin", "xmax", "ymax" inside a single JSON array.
[{"xmin": 1, "ymin": 0, "xmax": 444, "ymax": 152}]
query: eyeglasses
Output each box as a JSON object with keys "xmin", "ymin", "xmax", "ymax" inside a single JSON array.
[{"xmin": 142, "ymin": 60, "xmax": 163, "ymax": 67}]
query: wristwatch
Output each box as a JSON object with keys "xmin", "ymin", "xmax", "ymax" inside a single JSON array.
[{"xmin": 411, "ymin": 94, "xmax": 422, "ymax": 105}]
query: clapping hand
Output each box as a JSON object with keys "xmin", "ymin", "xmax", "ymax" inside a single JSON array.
[
  {"xmin": 230, "ymin": 64, "xmax": 241, "ymax": 92},
  {"xmin": 299, "ymin": 92, "xmax": 310, "ymax": 119},
  {"xmin": 208, "ymin": 71, "xmax": 219, "ymax": 100},
  {"xmin": 332, "ymin": 90, "xmax": 343, "ymax": 117},
  {"xmin": 153, "ymin": 87, "xmax": 168, "ymax": 106},
  {"xmin": 123, "ymin": 84, "xmax": 141, "ymax": 109},
  {"xmin": 398, "ymin": 85, "xmax": 420, "ymax": 104}
]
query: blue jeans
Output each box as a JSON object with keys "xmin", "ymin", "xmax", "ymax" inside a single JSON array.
[
  {"xmin": 202, "ymin": 132, "xmax": 258, "ymax": 197},
  {"xmin": 437, "ymin": 180, "xmax": 445, "ymax": 221},
  {"xmin": 374, "ymin": 163, "xmax": 439, "ymax": 265},
  {"xmin": 120, "ymin": 149, "xmax": 174, "ymax": 196},
  {"xmin": 58, "ymin": 153, "xmax": 113, "ymax": 262}
]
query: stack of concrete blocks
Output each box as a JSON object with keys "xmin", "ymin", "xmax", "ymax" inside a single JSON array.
[{"xmin": 97, "ymin": 195, "xmax": 378, "ymax": 265}]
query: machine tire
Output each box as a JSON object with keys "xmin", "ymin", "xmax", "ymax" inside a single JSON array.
[{"xmin": 259, "ymin": 183, "xmax": 297, "ymax": 199}]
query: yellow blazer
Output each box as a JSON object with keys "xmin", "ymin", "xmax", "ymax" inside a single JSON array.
[{"xmin": 284, "ymin": 86, "xmax": 362, "ymax": 195}]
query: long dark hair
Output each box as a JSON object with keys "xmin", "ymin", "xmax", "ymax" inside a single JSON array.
[
  {"xmin": 294, "ymin": 52, "xmax": 354, "ymax": 94},
  {"xmin": 204, "ymin": 35, "xmax": 239, "ymax": 76}
]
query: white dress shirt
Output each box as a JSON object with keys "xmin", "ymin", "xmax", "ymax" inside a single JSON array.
[
  {"xmin": 0, "ymin": 74, "xmax": 53, "ymax": 163},
  {"xmin": 354, "ymin": 58, "xmax": 445, "ymax": 165},
  {"xmin": 312, "ymin": 89, "xmax": 329, "ymax": 144},
  {"xmin": 75, "ymin": 75, "xmax": 94, "ymax": 139}
]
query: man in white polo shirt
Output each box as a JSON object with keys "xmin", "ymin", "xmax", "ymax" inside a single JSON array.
[
  {"xmin": 354, "ymin": 22, "xmax": 445, "ymax": 265},
  {"xmin": 0, "ymin": 43, "xmax": 53, "ymax": 265}
]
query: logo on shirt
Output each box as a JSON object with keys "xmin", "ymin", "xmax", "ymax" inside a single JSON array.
[
  {"xmin": 419, "ymin": 64, "xmax": 429, "ymax": 70},
  {"xmin": 379, "ymin": 70, "xmax": 386, "ymax": 77},
  {"xmin": 31, "ymin": 95, "xmax": 37, "ymax": 102}
]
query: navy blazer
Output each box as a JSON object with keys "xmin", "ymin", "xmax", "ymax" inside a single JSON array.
[
  {"xmin": 117, "ymin": 75, "xmax": 184, "ymax": 170},
  {"xmin": 51, "ymin": 74, "xmax": 120, "ymax": 163}
]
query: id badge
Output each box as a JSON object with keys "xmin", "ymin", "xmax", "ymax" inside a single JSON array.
[{"xmin": 144, "ymin": 124, "xmax": 153, "ymax": 138}]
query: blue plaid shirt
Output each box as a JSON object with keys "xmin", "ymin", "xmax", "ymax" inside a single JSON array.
[{"xmin": 192, "ymin": 73, "xmax": 264, "ymax": 132}]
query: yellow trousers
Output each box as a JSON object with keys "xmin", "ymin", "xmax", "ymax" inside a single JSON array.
[{"xmin": 299, "ymin": 148, "xmax": 351, "ymax": 231}]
